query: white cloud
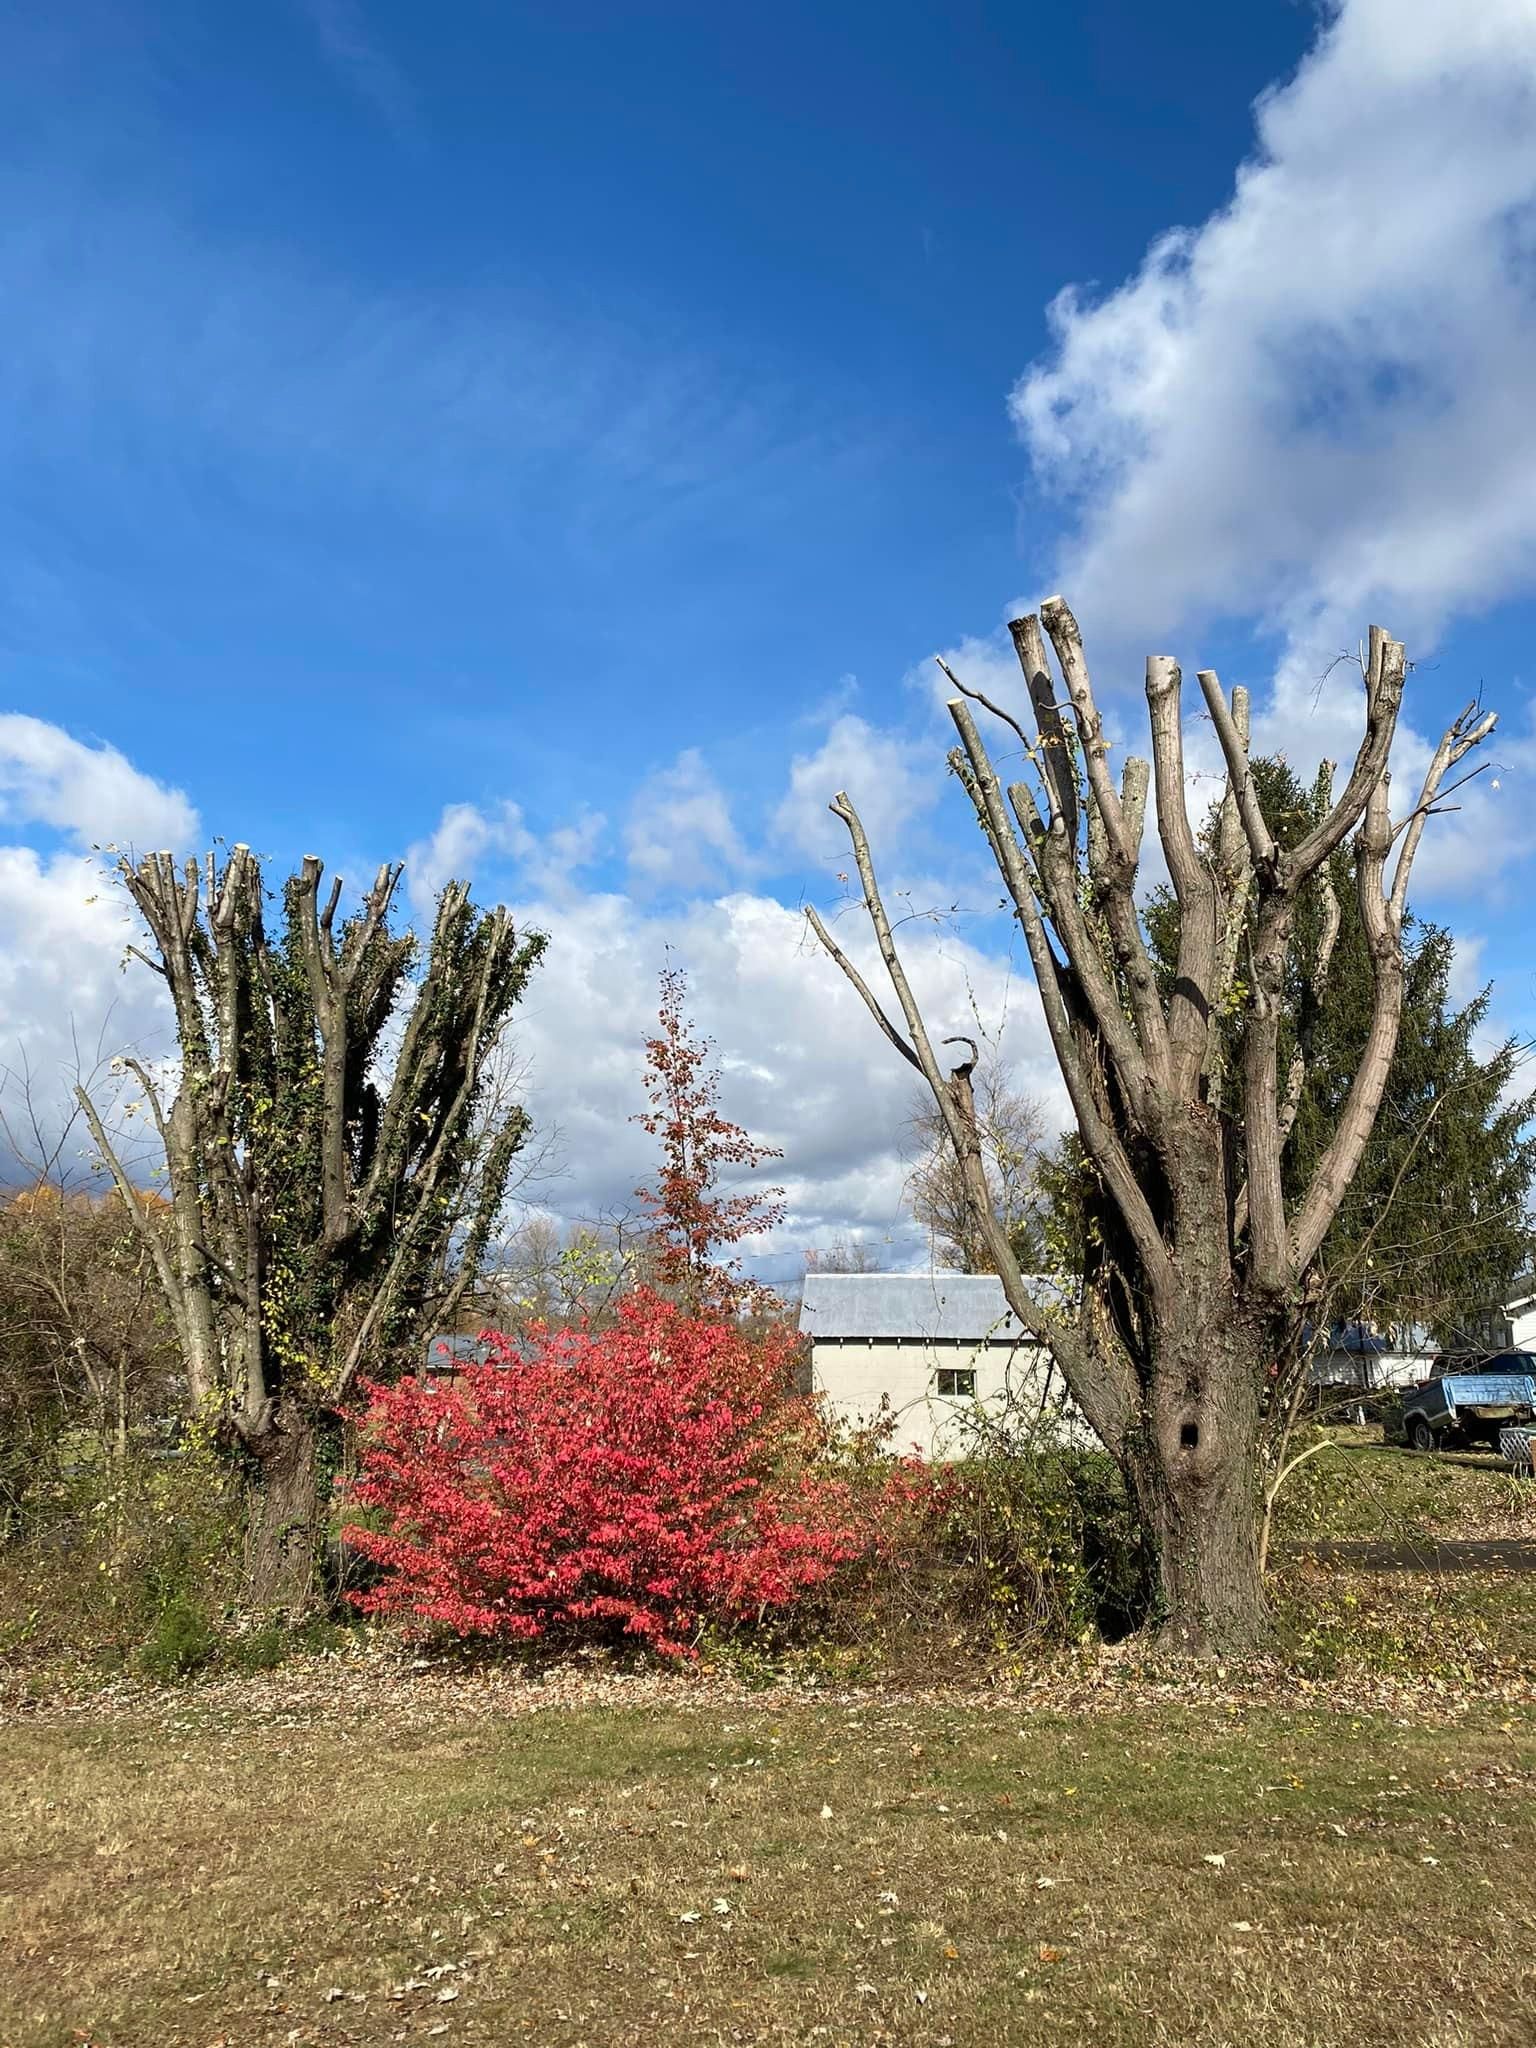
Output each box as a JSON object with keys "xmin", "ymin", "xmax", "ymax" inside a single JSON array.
[
  {"xmin": 624, "ymin": 748, "xmax": 750, "ymax": 893},
  {"xmin": 0, "ymin": 844, "xmax": 173, "ymax": 1184},
  {"xmin": 1013, "ymin": 0, "xmax": 1536, "ymax": 703},
  {"xmin": 916, "ymin": 633, "xmax": 1028, "ymax": 724},
  {"xmin": 404, "ymin": 799, "xmax": 604, "ymax": 919},
  {"xmin": 774, "ymin": 712, "xmax": 936, "ymax": 862},
  {"xmin": 0, "ymin": 717, "xmax": 1064, "ymax": 1270},
  {"xmin": 1005, "ymin": 0, "xmax": 1536, "ymax": 908},
  {"xmin": 0, "ymin": 714, "xmax": 198, "ymax": 852},
  {"xmin": 500, "ymin": 883, "xmax": 1067, "ymax": 1282},
  {"xmin": 1446, "ymin": 932, "xmax": 1489, "ymax": 1014},
  {"xmin": 0, "ymin": 717, "xmax": 191, "ymax": 1168}
]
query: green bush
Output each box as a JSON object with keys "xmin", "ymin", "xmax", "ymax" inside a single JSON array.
[
  {"xmin": 925, "ymin": 1434, "xmax": 1148, "ymax": 1646},
  {"xmin": 136, "ymin": 1594, "xmax": 218, "ymax": 1681},
  {"xmin": 0, "ymin": 1440, "xmax": 242, "ymax": 1670},
  {"xmin": 797, "ymin": 1406, "xmax": 1149, "ymax": 1673},
  {"xmin": 227, "ymin": 1622, "xmax": 289, "ymax": 1673}
]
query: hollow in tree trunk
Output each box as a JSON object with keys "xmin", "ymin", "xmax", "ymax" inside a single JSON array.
[{"xmin": 1124, "ymin": 1312, "xmax": 1271, "ymax": 1654}]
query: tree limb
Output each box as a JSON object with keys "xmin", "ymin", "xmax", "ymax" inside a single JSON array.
[
  {"xmin": 1008, "ymin": 614, "xmax": 1080, "ymax": 848},
  {"xmin": 805, "ymin": 907, "xmax": 923, "ymax": 1072},
  {"xmin": 1290, "ymin": 686, "xmax": 1496, "ymax": 1271},
  {"xmin": 1147, "ymin": 656, "xmax": 1220, "ymax": 1097},
  {"xmin": 1198, "ymin": 669, "xmax": 1276, "ymax": 872},
  {"xmin": 1039, "ymin": 596, "xmax": 1132, "ymax": 878}
]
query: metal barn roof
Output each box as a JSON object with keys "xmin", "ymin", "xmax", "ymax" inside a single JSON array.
[{"xmin": 799, "ymin": 1271, "xmax": 1055, "ymax": 1343}]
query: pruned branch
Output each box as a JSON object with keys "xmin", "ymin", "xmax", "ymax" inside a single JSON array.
[
  {"xmin": 1039, "ymin": 596, "xmax": 1133, "ymax": 879},
  {"xmin": 1199, "ymin": 669, "xmax": 1275, "ymax": 872},
  {"xmin": 1289, "ymin": 684, "xmax": 1496, "ymax": 1270},
  {"xmin": 948, "ymin": 700, "xmax": 1154, "ymax": 1107},
  {"xmin": 804, "ymin": 907, "xmax": 922, "ymax": 1071},
  {"xmin": 1007, "ymin": 614, "xmax": 1080, "ymax": 848},
  {"xmin": 1147, "ymin": 656, "xmax": 1221, "ymax": 1097},
  {"xmin": 1389, "ymin": 703, "xmax": 1498, "ymax": 922},
  {"xmin": 811, "ymin": 776, "xmax": 1170, "ymax": 1377},
  {"xmin": 1286, "ymin": 627, "xmax": 1404, "ymax": 886}
]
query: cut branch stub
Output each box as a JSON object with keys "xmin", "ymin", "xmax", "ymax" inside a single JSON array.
[
  {"xmin": 1039, "ymin": 595, "xmax": 1133, "ymax": 879},
  {"xmin": 1008, "ymin": 613, "xmax": 1079, "ymax": 848}
]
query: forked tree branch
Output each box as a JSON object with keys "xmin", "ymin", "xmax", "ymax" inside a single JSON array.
[
  {"xmin": 804, "ymin": 907, "xmax": 922, "ymax": 1072},
  {"xmin": 809, "ymin": 780, "xmax": 1170, "ymax": 1374},
  {"xmin": 1289, "ymin": 688, "xmax": 1496, "ymax": 1270},
  {"xmin": 1285, "ymin": 628, "xmax": 1405, "ymax": 885},
  {"xmin": 1388, "ymin": 704, "xmax": 1497, "ymax": 922},
  {"xmin": 72, "ymin": 1081, "xmax": 206, "ymax": 1401},
  {"xmin": 949, "ymin": 700, "xmax": 1157, "ymax": 1113}
]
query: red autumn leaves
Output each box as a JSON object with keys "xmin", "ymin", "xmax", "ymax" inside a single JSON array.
[{"xmin": 345, "ymin": 1292, "xmax": 894, "ymax": 1656}]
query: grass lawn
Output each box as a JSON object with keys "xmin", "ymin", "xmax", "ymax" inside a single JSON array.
[
  {"xmin": 1272, "ymin": 1431, "xmax": 1536, "ymax": 1548},
  {"xmin": 5, "ymin": 1670, "xmax": 1536, "ymax": 2048}
]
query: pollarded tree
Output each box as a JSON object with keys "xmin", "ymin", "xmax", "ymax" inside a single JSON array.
[
  {"xmin": 808, "ymin": 600, "xmax": 1494, "ymax": 1652},
  {"xmin": 78, "ymin": 847, "xmax": 545, "ymax": 1611}
]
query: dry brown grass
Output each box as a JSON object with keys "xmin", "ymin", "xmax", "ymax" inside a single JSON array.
[{"xmin": 4, "ymin": 1666, "xmax": 1536, "ymax": 2048}]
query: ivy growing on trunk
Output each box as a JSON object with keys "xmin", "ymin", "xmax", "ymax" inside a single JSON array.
[{"xmin": 79, "ymin": 848, "xmax": 545, "ymax": 1613}]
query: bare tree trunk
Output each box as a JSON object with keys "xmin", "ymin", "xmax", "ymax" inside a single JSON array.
[
  {"xmin": 240, "ymin": 1399, "xmax": 320, "ymax": 1616},
  {"xmin": 1128, "ymin": 1311, "xmax": 1269, "ymax": 1653}
]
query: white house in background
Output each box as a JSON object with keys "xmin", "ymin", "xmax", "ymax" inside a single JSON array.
[
  {"xmin": 1458, "ymin": 1278, "xmax": 1536, "ymax": 1355},
  {"xmin": 798, "ymin": 1271, "xmax": 1082, "ymax": 1460},
  {"xmin": 1307, "ymin": 1321, "xmax": 1436, "ymax": 1393}
]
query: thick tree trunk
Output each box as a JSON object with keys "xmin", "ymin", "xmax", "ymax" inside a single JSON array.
[
  {"xmin": 241, "ymin": 1400, "xmax": 320, "ymax": 1616},
  {"xmin": 1125, "ymin": 1306, "xmax": 1271, "ymax": 1655}
]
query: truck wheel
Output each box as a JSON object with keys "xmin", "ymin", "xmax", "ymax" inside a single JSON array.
[{"xmin": 1408, "ymin": 1418, "xmax": 1438, "ymax": 1454}]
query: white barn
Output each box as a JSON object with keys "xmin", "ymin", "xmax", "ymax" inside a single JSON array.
[{"xmin": 799, "ymin": 1271, "xmax": 1080, "ymax": 1460}]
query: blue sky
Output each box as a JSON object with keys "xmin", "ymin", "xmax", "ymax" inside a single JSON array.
[
  {"xmin": 5, "ymin": 0, "xmax": 1536, "ymax": 1268},
  {"xmin": 5, "ymin": 0, "xmax": 1307, "ymax": 841}
]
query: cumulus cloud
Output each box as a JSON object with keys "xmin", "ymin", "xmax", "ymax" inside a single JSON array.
[
  {"xmin": 0, "ymin": 845, "xmax": 174, "ymax": 1188},
  {"xmin": 773, "ymin": 712, "xmax": 935, "ymax": 862},
  {"xmin": 404, "ymin": 799, "xmax": 604, "ymax": 919},
  {"xmin": 1006, "ymin": 0, "xmax": 1536, "ymax": 903},
  {"xmin": 624, "ymin": 748, "xmax": 750, "ymax": 893},
  {"xmin": 0, "ymin": 714, "xmax": 198, "ymax": 851},
  {"xmin": 1013, "ymin": 0, "xmax": 1536, "ymax": 700},
  {"xmin": 0, "ymin": 716, "xmax": 194, "ymax": 1169},
  {"xmin": 0, "ymin": 717, "xmax": 1064, "ymax": 1270},
  {"xmin": 500, "ymin": 883, "xmax": 1067, "ymax": 1280}
]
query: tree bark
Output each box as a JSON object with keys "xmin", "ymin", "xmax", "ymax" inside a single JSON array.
[
  {"xmin": 1126, "ymin": 1309, "xmax": 1270, "ymax": 1654},
  {"xmin": 240, "ymin": 1400, "xmax": 321, "ymax": 1616}
]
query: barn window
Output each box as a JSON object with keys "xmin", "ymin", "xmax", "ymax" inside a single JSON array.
[{"xmin": 935, "ymin": 1367, "xmax": 976, "ymax": 1398}]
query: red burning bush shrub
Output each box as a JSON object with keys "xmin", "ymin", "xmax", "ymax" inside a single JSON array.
[{"xmin": 345, "ymin": 1291, "xmax": 892, "ymax": 1655}]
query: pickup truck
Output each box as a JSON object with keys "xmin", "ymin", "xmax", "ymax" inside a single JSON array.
[{"xmin": 1400, "ymin": 1359, "xmax": 1536, "ymax": 1454}]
